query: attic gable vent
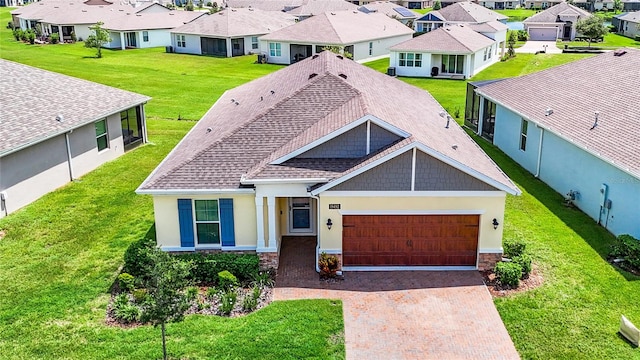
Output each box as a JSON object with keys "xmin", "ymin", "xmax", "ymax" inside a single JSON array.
[
  {"xmin": 338, "ymin": 73, "xmax": 347, "ymax": 79},
  {"xmin": 308, "ymin": 73, "xmax": 318, "ymax": 80}
]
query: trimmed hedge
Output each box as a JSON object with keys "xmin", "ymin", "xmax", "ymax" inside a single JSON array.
[
  {"xmin": 611, "ymin": 234, "xmax": 640, "ymax": 270},
  {"xmin": 503, "ymin": 239, "xmax": 526, "ymax": 258},
  {"xmin": 495, "ymin": 261, "xmax": 522, "ymax": 287}
]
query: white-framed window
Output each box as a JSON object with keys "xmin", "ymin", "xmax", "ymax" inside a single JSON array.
[
  {"xmin": 483, "ymin": 48, "xmax": 488, "ymax": 61},
  {"xmin": 369, "ymin": 42, "xmax": 373, "ymax": 56},
  {"xmin": 95, "ymin": 119, "xmax": 108, "ymax": 151},
  {"xmin": 194, "ymin": 199, "xmax": 220, "ymax": 245},
  {"xmin": 143, "ymin": 31, "xmax": 149, "ymax": 42},
  {"xmin": 176, "ymin": 34, "xmax": 186, "ymax": 47},
  {"xmin": 441, "ymin": 54, "xmax": 464, "ymax": 74},
  {"xmin": 519, "ymin": 119, "xmax": 528, "ymax": 151},
  {"xmin": 488, "ymin": 45, "xmax": 492, "ymax": 59},
  {"xmin": 398, "ymin": 53, "xmax": 422, "ymax": 67},
  {"xmin": 269, "ymin": 42, "xmax": 281, "ymax": 56},
  {"xmin": 251, "ymin": 36, "xmax": 258, "ymax": 50}
]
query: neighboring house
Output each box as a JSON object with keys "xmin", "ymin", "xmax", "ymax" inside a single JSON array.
[
  {"xmin": 1, "ymin": 0, "xmax": 25, "ymax": 7},
  {"xmin": 285, "ymin": 0, "xmax": 359, "ymax": 20},
  {"xmin": 136, "ymin": 51, "xmax": 520, "ymax": 272},
  {"xmin": 479, "ymin": 0, "xmax": 521, "ymax": 10},
  {"xmin": 616, "ymin": 11, "xmax": 640, "ymax": 38},
  {"xmin": 524, "ymin": 0, "xmax": 562, "ymax": 9},
  {"xmin": 466, "ymin": 49, "xmax": 640, "ymax": 238},
  {"xmin": 523, "ymin": 2, "xmax": 592, "ymax": 41},
  {"xmin": 170, "ymin": 8, "xmax": 296, "ymax": 57},
  {"xmin": 0, "ymin": 59, "xmax": 150, "ymax": 218},
  {"xmin": 358, "ymin": 1, "xmax": 420, "ymax": 25},
  {"xmin": 223, "ymin": 0, "xmax": 304, "ymax": 12},
  {"xmin": 415, "ymin": 1, "xmax": 507, "ymax": 33},
  {"xmin": 10, "ymin": 0, "xmax": 202, "ymax": 48},
  {"xmin": 389, "ymin": 0, "xmax": 433, "ymax": 9},
  {"xmin": 389, "ymin": 23, "xmax": 506, "ymax": 78},
  {"xmin": 259, "ymin": 11, "xmax": 414, "ymax": 64},
  {"xmin": 623, "ymin": 0, "xmax": 640, "ymax": 11}
]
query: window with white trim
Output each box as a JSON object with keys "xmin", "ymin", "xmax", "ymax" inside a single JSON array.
[
  {"xmin": 95, "ymin": 119, "xmax": 108, "ymax": 151},
  {"xmin": 398, "ymin": 53, "xmax": 422, "ymax": 67},
  {"xmin": 194, "ymin": 200, "xmax": 220, "ymax": 245},
  {"xmin": 143, "ymin": 31, "xmax": 149, "ymax": 42},
  {"xmin": 176, "ymin": 34, "xmax": 186, "ymax": 47},
  {"xmin": 483, "ymin": 48, "xmax": 488, "ymax": 61},
  {"xmin": 519, "ymin": 118, "xmax": 528, "ymax": 151},
  {"xmin": 269, "ymin": 42, "xmax": 281, "ymax": 56},
  {"xmin": 488, "ymin": 45, "xmax": 492, "ymax": 59},
  {"xmin": 251, "ymin": 36, "xmax": 258, "ymax": 49},
  {"xmin": 369, "ymin": 42, "xmax": 373, "ymax": 56}
]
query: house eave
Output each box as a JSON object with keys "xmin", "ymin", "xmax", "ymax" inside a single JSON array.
[{"xmin": 135, "ymin": 188, "xmax": 256, "ymax": 196}]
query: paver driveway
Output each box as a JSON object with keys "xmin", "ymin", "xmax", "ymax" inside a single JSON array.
[{"xmin": 275, "ymin": 237, "xmax": 520, "ymax": 360}]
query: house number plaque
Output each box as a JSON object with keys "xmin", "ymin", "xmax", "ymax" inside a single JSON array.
[{"xmin": 328, "ymin": 204, "xmax": 341, "ymax": 209}]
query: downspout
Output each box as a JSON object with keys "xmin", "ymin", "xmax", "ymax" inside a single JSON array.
[
  {"xmin": 310, "ymin": 193, "xmax": 321, "ymax": 273},
  {"xmin": 64, "ymin": 131, "xmax": 75, "ymax": 181},
  {"xmin": 534, "ymin": 126, "xmax": 544, "ymax": 178}
]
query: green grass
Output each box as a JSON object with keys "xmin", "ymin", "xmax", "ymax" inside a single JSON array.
[
  {"xmin": 412, "ymin": 7, "xmax": 432, "ymax": 15},
  {"xmin": 2, "ymin": 5, "xmax": 640, "ymax": 359},
  {"xmin": 559, "ymin": 32, "xmax": 640, "ymax": 49},
  {"xmin": 495, "ymin": 9, "xmax": 537, "ymax": 21}
]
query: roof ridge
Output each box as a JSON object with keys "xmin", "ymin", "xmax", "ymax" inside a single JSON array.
[
  {"xmin": 325, "ymin": 12, "xmax": 347, "ymax": 43},
  {"xmin": 444, "ymin": 26, "xmax": 475, "ymax": 52}
]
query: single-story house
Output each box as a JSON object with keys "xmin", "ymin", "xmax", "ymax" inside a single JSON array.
[
  {"xmin": 284, "ymin": 0, "xmax": 359, "ymax": 20},
  {"xmin": 1, "ymin": 0, "xmax": 24, "ymax": 7},
  {"xmin": 415, "ymin": 1, "xmax": 507, "ymax": 33},
  {"xmin": 259, "ymin": 11, "xmax": 414, "ymax": 64},
  {"xmin": 478, "ymin": 0, "xmax": 521, "ymax": 10},
  {"xmin": 10, "ymin": 0, "xmax": 203, "ymax": 48},
  {"xmin": 389, "ymin": 0, "xmax": 433, "ymax": 9},
  {"xmin": 623, "ymin": 0, "xmax": 640, "ymax": 11},
  {"xmin": 170, "ymin": 8, "xmax": 296, "ymax": 57},
  {"xmin": 222, "ymin": 0, "xmax": 304, "ymax": 12},
  {"xmin": 358, "ymin": 1, "xmax": 420, "ymax": 25},
  {"xmin": 136, "ymin": 51, "xmax": 520, "ymax": 272},
  {"xmin": 0, "ymin": 59, "xmax": 150, "ymax": 218},
  {"xmin": 524, "ymin": 0, "xmax": 562, "ymax": 9},
  {"xmin": 523, "ymin": 2, "xmax": 591, "ymax": 41},
  {"xmin": 389, "ymin": 23, "xmax": 505, "ymax": 78},
  {"xmin": 466, "ymin": 49, "xmax": 640, "ymax": 238},
  {"xmin": 616, "ymin": 11, "xmax": 640, "ymax": 39}
]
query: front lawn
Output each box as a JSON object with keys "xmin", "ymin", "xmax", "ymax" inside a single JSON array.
[
  {"xmin": 495, "ymin": 9, "xmax": 537, "ymax": 21},
  {"xmin": 559, "ymin": 32, "xmax": 640, "ymax": 49}
]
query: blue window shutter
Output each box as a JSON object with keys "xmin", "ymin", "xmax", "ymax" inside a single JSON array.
[
  {"xmin": 177, "ymin": 199, "xmax": 194, "ymax": 248},
  {"xmin": 219, "ymin": 198, "xmax": 236, "ymax": 247}
]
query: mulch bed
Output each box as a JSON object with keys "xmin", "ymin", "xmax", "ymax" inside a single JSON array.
[
  {"xmin": 481, "ymin": 264, "xmax": 544, "ymax": 298},
  {"xmin": 609, "ymin": 258, "xmax": 640, "ymax": 277}
]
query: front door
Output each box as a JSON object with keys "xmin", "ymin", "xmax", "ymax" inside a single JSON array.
[
  {"xmin": 125, "ymin": 32, "xmax": 137, "ymax": 48},
  {"xmin": 563, "ymin": 24, "xmax": 572, "ymax": 40},
  {"xmin": 290, "ymin": 198, "xmax": 312, "ymax": 233}
]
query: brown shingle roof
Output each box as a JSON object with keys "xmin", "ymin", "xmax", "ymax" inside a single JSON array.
[
  {"xmin": 260, "ymin": 10, "xmax": 414, "ymax": 44},
  {"xmin": 358, "ymin": 1, "xmax": 419, "ymax": 20},
  {"xmin": 422, "ymin": 1, "xmax": 507, "ymax": 23},
  {"xmin": 171, "ymin": 8, "xmax": 295, "ymax": 37},
  {"xmin": 0, "ymin": 60, "xmax": 150, "ymax": 156},
  {"xmin": 390, "ymin": 24, "xmax": 494, "ymax": 53},
  {"xmin": 476, "ymin": 49, "xmax": 640, "ymax": 180},
  {"xmin": 138, "ymin": 51, "xmax": 518, "ymax": 194},
  {"xmin": 618, "ymin": 11, "xmax": 640, "ymax": 23},
  {"xmin": 523, "ymin": 2, "xmax": 591, "ymax": 24}
]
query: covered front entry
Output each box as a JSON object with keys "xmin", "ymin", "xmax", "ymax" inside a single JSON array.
[{"xmin": 342, "ymin": 214, "xmax": 479, "ymax": 267}]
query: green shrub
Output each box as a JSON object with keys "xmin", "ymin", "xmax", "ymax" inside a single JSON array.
[
  {"xmin": 218, "ymin": 270, "xmax": 238, "ymax": 291},
  {"xmin": 175, "ymin": 253, "xmax": 259, "ymax": 285},
  {"xmin": 132, "ymin": 289, "xmax": 148, "ymax": 304},
  {"xmin": 219, "ymin": 290, "xmax": 237, "ymax": 315},
  {"xmin": 113, "ymin": 293, "xmax": 129, "ymax": 309},
  {"xmin": 123, "ymin": 237, "xmax": 155, "ymax": 279},
  {"xmin": 517, "ymin": 30, "xmax": 529, "ymax": 41},
  {"xmin": 503, "ymin": 239, "xmax": 526, "ymax": 258},
  {"xmin": 242, "ymin": 287, "xmax": 259, "ymax": 312},
  {"xmin": 12, "ymin": 28, "xmax": 22, "ymax": 41},
  {"xmin": 495, "ymin": 261, "xmax": 522, "ymax": 287},
  {"xmin": 206, "ymin": 286, "xmax": 218, "ymax": 300},
  {"xmin": 611, "ymin": 234, "xmax": 640, "ymax": 270},
  {"xmin": 7, "ymin": 21, "xmax": 14, "ymax": 30},
  {"xmin": 117, "ymin": 273, "xmax": 135, "ymax": 292},
  {"xmin": 186, "ymin": 286, "xmax": 199, "ymax": 301},
  {"xmin": 251, "ymin": 271, "xmax": 274, "ymax": 288},
  {"xmin": 114, "ymin": 303, "xmax": 141, "ymax": 323},
  {"xmin": 512, "ymin": 254, "xmax": 532, "ymax": 278},
  {"xmin": 70, "ymin": 31, "xmax": 76, "ymax": 42},
  {"xmin": 27, "ymin": 31, "xmax": 35, "ymax": 45},
  {"xmin": 20, "ymin": 29, "xmax": 27, "ymax": 41},
  {"xmin": 50, "ymin": 33, "xmax": 59, "ymax": 44}
]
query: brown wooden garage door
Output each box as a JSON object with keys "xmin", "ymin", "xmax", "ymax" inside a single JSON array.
[{"xmin": 342, "ymin": 215, "xmax": 479, "ymax": 266}]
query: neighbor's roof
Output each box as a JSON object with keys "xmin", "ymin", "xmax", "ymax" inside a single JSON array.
[
  {"xmin": 390, "ymin": 24, "xmax": 494, "ymax": 53},
  {"xmin": 476, "ymin": 49, "xmax": 640, "ymax": 180},
  {"xmin": 171, "ymin": 8, "xmax": 296, "ymax": 37},
  {"xmin": 358, "ymin": 1, "xmax": 419, "ymax": 20},
  {"xmin": 523, "ymin": 2, "xmax": 591, "ymax": 23},
  {"xmin": 419, "ymin": 1, "xmax": 507, "ymax": 23},
  {"xmin": 137, "ymin": 51, "xmax": 518, "ymax": 194},
  {"xmin": 102, "ymin": 10, "xmax": 204, "ymax": 31},
  {"xmin": 260, "ymin": 11, "xmax": 414, "ymax": 44},
  {"xmin": 467, "ymin": 20, "xmax": 508, "ymax": 33},
  {"xmin": 0, "ymin": 60, "xmax": 150, "ymax": 156},
  {"xmin": 285, "ymin": 0, "xmax": 359, "ymax": 17},
  {"xmin": 223, "ymin": 0, "xmax": 304, "ymax": 12},
  {"xmin": 617, "ymin": 11, "xmax": 640, "ymax": 23}
]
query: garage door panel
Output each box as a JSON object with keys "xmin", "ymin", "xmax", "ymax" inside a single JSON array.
[
  {"xmin": 529, "ymin": 27, "xmax": 557, "ymax": 41},
  {"xmin": 342, "ymin": 215, "xmax": 478, "ymax": 266}
]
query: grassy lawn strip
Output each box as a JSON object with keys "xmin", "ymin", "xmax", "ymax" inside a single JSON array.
[
  {"xmin": 495, "ymin": 9, "xmax": 537, "ymax": 21},
  {"xmin": 559, "ymin": 33, "xmax": 640, "ymax": 49}
]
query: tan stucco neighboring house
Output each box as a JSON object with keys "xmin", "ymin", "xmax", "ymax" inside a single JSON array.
[
  {"xmin": 523, "ymin": 2, "xmax": 592, "ymax": 41},
  {"xmin": 170, "ymin": 8, "xmax": 297, "ymax": 57},
  {"xmin": 259, "ymin": 11, "xmax": 414, "ymax": 64},
  {"xmin": 0, "ymin": 60, "xmax": 150, "ymax": 218},
  {"xmin": 136, "ymin": 51, "xmax": 520, "ymax": 272}
]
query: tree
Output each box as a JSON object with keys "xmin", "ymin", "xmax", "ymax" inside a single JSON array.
[
  {"xmin": 185, "ymin": 0, "xmax": 194, "ymax": 11},
  {"xmin": 507, "ymin": 30, "xmax": 517, "ymax": 59},
  {"xmin": 576, "ymin": 16, "xmax": 608, "ymax": 48},
  {"xmin": 84, "ymin": 21, "xmax": 110, "ymax": 58},
  {"xmin": 433, "ymin": 0, "xmax": 441, "ymax": 10},
  {"xmin": 140, "ymin": 249, "xmax": 192, "ymax": 360},
  {"xmin": 613, "ymin": 0, "xmax": 622, "ymax": 14}
]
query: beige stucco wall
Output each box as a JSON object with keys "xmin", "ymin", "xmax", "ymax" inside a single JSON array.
[
  {"xmin": 317, "ymin": 193, "xmax": 507, "ymax": 254},
  {"xmin": 0, "ymin": 113, "xmax": 124, "ymax": 218},
  {"xmin": 152, "ymin": 194, "xmax": 257, "ymax": 249}
]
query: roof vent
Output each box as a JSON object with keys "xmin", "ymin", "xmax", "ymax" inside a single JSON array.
[
  {"xmin": 590, "ymin": 111, "xmax": 599, "ymax": 130},
  {"xmin": 312, "ymin": 54, "xmax": 319, "ymax": 59},
  {"xmin": 270, "ymin": 90, "xmax": 275, "ymax": 95},
  {"xmin": 452, "ymin": 144, "xmax": 458, "ymax": 150},
  {"xmin": 544, "ymin": 108, "xmax": 553, "ymax": 116},
  {"xmin": 56, "ymin": 115, "xmax": 64, "ymax": 122},
  {"xmin": 336, "ymin": 55, "xmax": 344, "ymax": 59},
  {"xmin": 445, "ymin": 115, "xmax": 452, "ymax": 128},
  {"xmin": 614, "ymin": 49, "xmax": 627, "ymax": 57},
  {"xmin": 231, "ymin": 98, "xmax": 235, "ymax": 102},
  {"xmin": 308, "ymin": 73, "xmax": 318, "ymax": 80},
  {"xmin": 260, "ymin": 96, "xmax": 263, "ymax": 101},
  {"xmin": 235, "ymin": 101, "xmax": 240, "ymax": 105},
  {"xmin": 330, "ymin": 12, "xmax": 336, "ymax": 15},
  {"xmin": 338, "ymin": 73, "xmax": 347, "ymax": 79},
  {"xmin": 206, "ymin": 127, "xmax": 212, "ymax": 133}
]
